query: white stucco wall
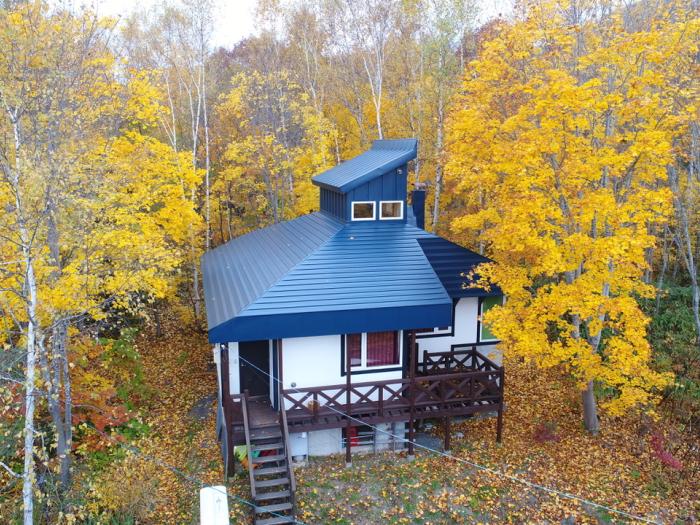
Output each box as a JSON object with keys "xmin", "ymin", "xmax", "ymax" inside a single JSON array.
[
  {"xmin": 416, "ymin": 297, "xmax": 502, "ymax": 365},
  {"xmin": 212, "ymin": 345, "xmax": 221, "ymax": 396},
  {"xmin": 227, "ymin": 342, "xmax": 239, "ymax": 396},
  {"xmin": 281, "ymin": 334, "xmax": 406, "ymax": 410},
  {"xmin": 282, "ymin": 334, "xmax": 405, "ymax": 388}
]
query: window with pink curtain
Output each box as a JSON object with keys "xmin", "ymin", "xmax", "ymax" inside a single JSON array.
[
  {"xmin": 366, "ymin": 331, "xmax": 399, "ymax": 366},
  {"xmin": 347, "ymin": 333, "xmax": 362, "ymax": 367}
]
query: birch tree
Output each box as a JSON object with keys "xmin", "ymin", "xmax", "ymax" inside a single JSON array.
[
  {"xmin": 0, "ymin": 5, "xmax": 202, "ymax": 518},
  {"xmin": 122, "ymin": 0, "xmax": 214, "ymax": 318},
  {"xmin": 419, "ymin": 0, "xmax": 478, "ymax": 230},
  {"xmin": 327, "ymin": 0, "xmax": 402, "ymax": 141}
]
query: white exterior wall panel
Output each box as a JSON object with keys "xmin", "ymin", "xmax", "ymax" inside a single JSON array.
[
  {"xmin": 281, "ymin": 334, "xmax": 405, "ymax": 410},
  {"xmin": 416, "ymin": 297, "xmax": 502, "ymax": 365}
]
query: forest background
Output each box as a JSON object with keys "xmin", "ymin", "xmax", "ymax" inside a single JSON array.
[{"xmin": 0, "ymin": 0, "xmax": 698, "ymax": 523}]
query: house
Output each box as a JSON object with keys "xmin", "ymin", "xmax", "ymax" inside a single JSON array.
[{"xmin": 201, "ymin": 139, "xmax": 504, "ymax": 524}]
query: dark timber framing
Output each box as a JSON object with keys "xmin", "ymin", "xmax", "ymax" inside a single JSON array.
[
  {"xmin": 346, "ymin": 340, "xmax": 352, "ymax": 465},
  {"xmin": 223, "ymin": 345, "xmax": 505, "ymax": 455}
]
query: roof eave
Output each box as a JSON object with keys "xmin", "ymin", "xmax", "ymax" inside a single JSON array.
[
  {"xmin": 207, "ymin": 301, "xmax": 452, "ymax": 343},
  {"xmin": 311, "ymin": 149, "xmax": 416, "ymax": 193}
]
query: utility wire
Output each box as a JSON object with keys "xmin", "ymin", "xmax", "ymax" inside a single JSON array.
[
  {"xmin": 6, "ymin": 373, "xmax": 306, "ymax": 523},
  {"xmin": 239, "ymin": 355, "xmax": 661, "ymax": 525},
  {"xmin": 86, "ymin": 423, "xmax": 308, "ymax": 525}
]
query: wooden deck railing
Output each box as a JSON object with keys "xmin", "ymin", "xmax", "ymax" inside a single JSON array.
[
  {"xmin": 420, "ymin": 345, "xmax": 501, "ymax": 375},
  {"xmin": 240, "ymin": 392, "xmax": 257, "ymax": 500},
  {"xmin": 221, "ymin": 347, "xmax": 505, "ymax": 453},
  {"xmin": 281, "ymin": 368, "xmax": 503, "ymax": 427},
  {"xmin": 278, "ymin": 388, "xmax": 296, "ymax": 510}
]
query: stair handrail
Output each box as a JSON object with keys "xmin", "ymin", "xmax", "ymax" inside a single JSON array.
[
  {"xmin": 241, "ymin": 390, "xmax": 257, "ymax": 501},
  {"xmin": 278, "ymin": 390, "xmax": 297, "ymax": 510}
]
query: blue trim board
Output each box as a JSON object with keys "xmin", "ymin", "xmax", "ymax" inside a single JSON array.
[{"xmin": 207, "ymin": 302, "xmax": 452, "ymax": 343}]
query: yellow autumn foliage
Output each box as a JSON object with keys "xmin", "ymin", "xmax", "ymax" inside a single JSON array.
[
  {"xmin": 446, "ymin": 0, "xmax": 698, "ymax": 417},
  {"xmin": 215, "ymin": 70, "xmax": 335, "ymax": 232}
]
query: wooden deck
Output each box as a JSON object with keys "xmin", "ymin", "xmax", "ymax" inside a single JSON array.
[
  {"xmin": 223, "ymin": 346, "xmax": 504, "ymax": 454},
  {"xmin": 282, "ymin": 368, "xmax": 502, "ymax": 432}
]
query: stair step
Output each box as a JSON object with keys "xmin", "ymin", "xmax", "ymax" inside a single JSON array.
[
  {"xmin": 253, "ymin": 441, "xmax": 284, "ymax": 452},
  {"xmin": 255, "ymin": 515, "xmax": 296, "ymax": 525},
  {"xmin": 256, "ymin": 489, "xmax": 291, "ymax": 501},
  {"xmin": 255, "ymin": 465, "xmax": 287, "ymax": 476},
  {"xmin": 254, "ymin": 477, "xmax": 289, "ymax": 488},
  {"xmin": 251, "ymin": 430, "xmax": 283, "ymax": 441},
  {"xmin": 253, "ymin": 454, "xmax": 286, "ymax": 464},
  {"xmin": 250, "ymin": 425, "xmax": 282, "ymax": 439},
  {"xmin": 251, "ymin": 421, "xmax": 280, "ymax": 429},
  {"xmin": 255, "ymin": 502, "xmax": 293, "ymax": 514}
]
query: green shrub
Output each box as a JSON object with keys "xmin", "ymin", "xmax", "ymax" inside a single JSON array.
[{"xmin": 644, "ymin": 286, "xmax": 700, "ymax": 429}]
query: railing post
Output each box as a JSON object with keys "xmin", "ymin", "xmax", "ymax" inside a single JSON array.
[
  {"xmin": 408, "ymin": 330, "xmax": 416, "ymax": 459},
  {"xmin": 496, "ymin": 368, "xmax": 505, "ymax": 443},
  {"xmin": 441, "ymin": 374, "xmax": 451, "ymax": 452},
  {"xmin": 345, "ymin": 337, "xmax": 352, "ymax": 467},
  {"xmin": 313, "ymin": 392, "xmax": 319, "ymax": 423}
]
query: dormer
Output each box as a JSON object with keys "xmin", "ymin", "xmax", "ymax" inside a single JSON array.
[{"xmin": 312, "ymin": 139, "xmax": 417, "ymax": 224}]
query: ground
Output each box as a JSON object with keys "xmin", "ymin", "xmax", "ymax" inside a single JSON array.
[{"xmin": 106, "ymin": 322, "xmax": 699, "ymax": 524}]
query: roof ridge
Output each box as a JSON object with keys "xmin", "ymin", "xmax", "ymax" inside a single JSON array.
[{"xmin": 312, "ymin": 138, "xmax": 417, "ymax": 193}]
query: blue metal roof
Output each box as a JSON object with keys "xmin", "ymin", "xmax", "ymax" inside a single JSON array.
[
  {"xmin": 206, "ymin": 220, "xmax": 453, "ymax": 342},
  {"xmin": 312, "ymin": 139, "xmax": 417, "ymax": 193},
  {"xmin": 201, "ymin": 212, "xmax": 344, "ymax": 332},
  {"xmin": 417, "ymin": 237, "xmax": 501, "ymax": 297},
  {"xmin": 203, "ymin": 216, "xmax": 498, "ymax": 342}
]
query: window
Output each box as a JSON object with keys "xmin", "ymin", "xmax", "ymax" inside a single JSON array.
[
  {"xmin": 479, "ymin": 296, "xmax": 502, "ymax": 341},
  {"xmin": 345, "ymin": 331, "xmax": 401, "ymax": 370},
  {"xmin": 347, "ymin": 333, "xmax": 362, "ymax": 367},
  {"xmin": 367, "ymin": 331, "xmax": 399, "ymax": 366},
  {"xmin": 380, "ymin": 200, "xmax": 403, "ymax": 220},
  {"xmin": 351, "ymin": 201, "xmax": 375, "ymax": 221}
]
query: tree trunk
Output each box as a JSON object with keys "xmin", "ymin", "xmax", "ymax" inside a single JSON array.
[
  {"xmin": 582, "ymin": 381, "xmax": 599, "ymax": 434},
  {"xmin": 202, "ymin": 62, "xmax": 211, "ymax": 251},
  {"xmin": 192, "ymin": 260, "xmax": 202, "ymax": 319},
  {"xmin": 10, "ymin": 115, "xmax": 38, "ymax": 525},
  {"xmin": 53, "ymin": 320, "xmax": 71, "ymax": 488},
  {"xmin": 22, "ymin": 261, "xmax": 37, "ymax": 525},
  {"xmin": 432, "ymin": 93, "xmax": 445, "ymax": 230},
  {"xmin": 655, "ymin": 224, "xmax": 670, "ymax": 314},
  {"xmin": 668, "ymin": 165, "xmax": 700, "ymax": 342}
]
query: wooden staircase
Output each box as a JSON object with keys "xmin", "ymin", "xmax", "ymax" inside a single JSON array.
[{"xmin": 242, "ymin": 393, "xmax": 296, "ymax": 525}]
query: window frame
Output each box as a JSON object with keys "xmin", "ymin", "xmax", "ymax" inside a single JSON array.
[
  {"xmin": 351, "ymin": 201, "xmax": 376, "ymax": 221},
  {"xmin": 343, "ymin": 331, "xmax": 403, "ymax": 372},
  {"xmin": 478, "ymin": 296, "xmax": 503, "ymax": 342},
  {"xmin": 415, "ymin": 326, "xmax": 452, "ymax": 336},
  {"xmin": 379, "ymin": 200, "xmax": 404, "ymax": 220}
]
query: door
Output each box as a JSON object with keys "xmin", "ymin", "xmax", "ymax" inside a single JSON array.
[{"xmin": 239, "ymin": 340, "xmax": 270, "ymax": 397}]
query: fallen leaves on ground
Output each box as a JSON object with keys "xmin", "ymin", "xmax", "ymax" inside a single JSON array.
[{"xmin": 105, "ymin": 321, "xmax": 698, "ymax": 524}]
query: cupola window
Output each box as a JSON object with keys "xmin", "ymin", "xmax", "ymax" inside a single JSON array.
[
  {"xmin": 380, "ymin": 200, "xmax": 403, "ymax": 220},
  {"xmin": 351, "ymin": 201, "xmax": 375, "ymax": 221}
]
